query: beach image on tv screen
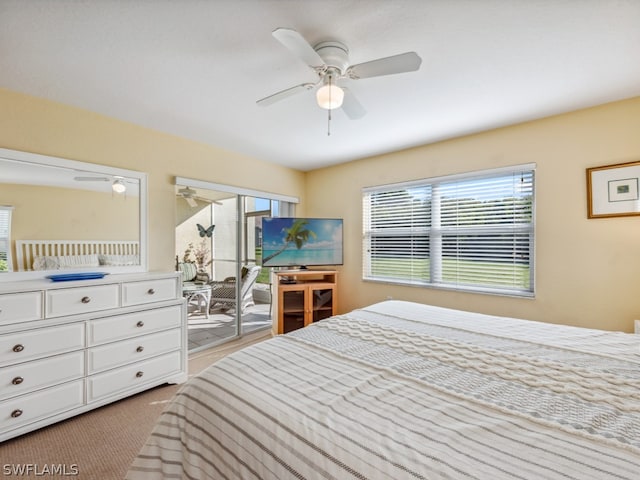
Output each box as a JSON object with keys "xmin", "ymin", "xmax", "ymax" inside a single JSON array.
[{"xmin": 261, "ymin": 218, "xmax": 343, "ymax": 267}]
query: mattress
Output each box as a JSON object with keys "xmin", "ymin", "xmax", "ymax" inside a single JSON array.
[{"xmin": 126, "ymin": 300, "xmax": 640, "ymax": 479}]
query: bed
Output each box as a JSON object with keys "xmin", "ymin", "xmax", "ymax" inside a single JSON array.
[
  {"xmin": 126, "ymin": 300, "xmax": 640, "ymax": 479},
  {"xmin": 15, "ymin": 239, "xmax": 139, "ymax": 271}
]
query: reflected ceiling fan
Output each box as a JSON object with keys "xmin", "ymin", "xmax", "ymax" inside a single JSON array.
[
  {"xmin": 177, "ymin": 187, "xmax": 222, "ymax": 208},
  {"xmin": 74, "ymin": 175, "xmax": 129, "ymax": 193},
  {"xmin": 257, "ymin": 28, "xmax": 422, "ymax": 119}
]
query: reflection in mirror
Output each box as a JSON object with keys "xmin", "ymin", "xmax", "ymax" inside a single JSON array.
[{"xmin": 0, "ymin": 148, "xmax": 147, "ymax": 281}]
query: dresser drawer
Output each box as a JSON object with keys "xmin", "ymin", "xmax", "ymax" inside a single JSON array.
[
  {"xmin": 87, "ymin": 351, "xmax": 181, "ymax": 402},
  {"xmin": 0, "ymin": 351, "xmax": 84, "ymax": 401},
  {"xmin": 87, "ymin": 305, "xmax": 182, "ymax": 346},
  {"xmin": 88, "ymin": 329, "xmax": 181, "ymax": 374},
  {"xmin": 0, "ymin": 323, "xmax": 85, "ymax": 365},
  {"xmin": 0, "ymin": 291, "xmax": 43, "ymax": 325},
  {"xmin": 0, "ymin": 380, "xmax": 84, "ymax": 432},
  {"xmin": 46, "ymin": 284, "xmax": 120, "ymax": 318},
  {"xmin": 122, "ymin": 278, "xmax": 178, "ymax": 306}
]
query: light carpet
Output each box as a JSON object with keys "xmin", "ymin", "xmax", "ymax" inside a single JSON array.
[{"xmin": 0, "ymin": 330, "xmax": 271, "ymax": 479}]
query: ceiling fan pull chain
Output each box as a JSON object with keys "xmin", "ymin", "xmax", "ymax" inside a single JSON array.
[{"xmin": 327, "ymin": 76, "xmax": 332, "ymax": 136}]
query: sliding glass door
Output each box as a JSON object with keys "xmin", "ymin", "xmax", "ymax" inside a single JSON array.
[
  {"xmin": 175, "ymin": 177, "xmax": 297, "ymax": 353},
  {"xmin": 176, "ymin": 186, "xmax": 239, "ymax": 350}
]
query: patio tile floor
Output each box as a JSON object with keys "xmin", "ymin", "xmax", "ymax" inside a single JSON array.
[{"xmin": 187, "ymin": 302, "xmax": 272, "ymax": 352}]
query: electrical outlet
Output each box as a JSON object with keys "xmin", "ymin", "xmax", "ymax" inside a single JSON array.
[{"xmin": 635, "ymin": 320, "xmax": 640, "ymax": 334}]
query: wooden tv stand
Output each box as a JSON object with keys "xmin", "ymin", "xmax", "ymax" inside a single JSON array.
[{"xmin": 272, "ymin": 270, "xmax": 338, "ymax": 335}]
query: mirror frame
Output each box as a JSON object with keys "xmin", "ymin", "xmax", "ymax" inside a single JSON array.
[{"xmin": 0, "ymin": 148, "xmax": 148, "ymax": 282}]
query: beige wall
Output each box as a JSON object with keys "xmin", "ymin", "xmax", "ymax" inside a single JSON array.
[
  {"xmin": 0, "ymin": 88, "xmax": 306, "ymax": 272},
  {"xmin": 3, "ymin": 87, "xmax": 639, "ymax": 332},
  {"xmin": 306, "ymin": 97, "xmax": 640, "ymax": 332}
]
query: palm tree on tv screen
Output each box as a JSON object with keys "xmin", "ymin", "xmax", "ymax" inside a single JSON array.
[{"xmin": 263, "ymin": 219, "xmax": 317, "ymax": 265}]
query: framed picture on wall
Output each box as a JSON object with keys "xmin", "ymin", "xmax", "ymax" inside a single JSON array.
[{"xmin": 586, "ymin": 160, "xmax": 640, "ymax": 218}]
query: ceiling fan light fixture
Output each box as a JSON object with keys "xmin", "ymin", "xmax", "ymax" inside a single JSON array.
[
  {"xmin": 316, "ymin": 83, "xmax": 344, "ymax": 110},
  {"xmin": 112, "ymin": 177, "xmax": 126, "ymax": 194}
]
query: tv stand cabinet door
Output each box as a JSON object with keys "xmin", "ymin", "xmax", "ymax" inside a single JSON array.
[
  {"xmin": 304, "ymin": 284, "xmax": 336, "ymax": 326},
  {"xmin": 274, "ymin": 270, "xmax": 338, "ymax": 334}
]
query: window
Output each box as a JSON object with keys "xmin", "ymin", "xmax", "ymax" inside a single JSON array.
[
  {"xmin": 363, "ymin": 164, "xmax": 535, "ymax": 296},
  {"xmin": 0, "ymin": 206, "xmax": 14, "ymax": 272}
]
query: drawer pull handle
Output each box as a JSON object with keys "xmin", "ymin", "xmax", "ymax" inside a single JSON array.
[
  {"xmin": 147, "ymin": 288, "xmax": 155, "ymax": 295},
  {"xmin": 136, "ymin": 321, "xmax": 144, "ymax": 328},
  {"xmin": 12, "ymin": 376, "xmax": 24, "ymax": 385},
  {"xmin": 81, "ymin": 296, "xmax": 91, "ymax": 304},
  {"xmin": 136, "ymin": 346, "xmax": 144, "ymax": 353},
  {"xmin": 13, "ymin": 344, "xmax": 24, "ymax": 353},
  {"xmin": 11, "ymin": 409, "xmax": 23, "ymax": 418},
  {"xmin": 136, "ymin": 371, "xmax": 144, "ymax": 378}
]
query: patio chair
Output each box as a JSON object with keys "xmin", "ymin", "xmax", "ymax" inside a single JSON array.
[{"xmin": 208, "ymin": 264, "xmax": 261, "ymax": 313}]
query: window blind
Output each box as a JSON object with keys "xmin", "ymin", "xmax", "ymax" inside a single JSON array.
[
  {"xmin": 0, "ymin": 207, "xmax": 13, "ymax": 269},
  {"xmin": 363, "ymin": 165, "xmax": 535, "ymax": 296}
]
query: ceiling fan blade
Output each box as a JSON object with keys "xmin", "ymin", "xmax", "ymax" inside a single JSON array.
[
  {"xmin": 347, "ymin": 51, "xmax": 422, "ymax": 79},
  {"xmin": 272, "ymin": 28, "xmax": 325, "ymax": 68},
  {"xmin": 341, "ymin": 88, "xmax": 366, "ymax": 119},
  {"xmin": 195, "ymin": 196, "xmax": 223, "ymax": 206},
  {"xmin": 74, "ymin": 176, "xmax": 109, "ymax": 182},
  {"xmin": 256, "ymin": 82, "xmax": 316, "ymax": 106}
]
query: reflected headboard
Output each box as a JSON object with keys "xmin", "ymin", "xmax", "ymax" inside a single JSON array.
[{"xmin": 15, "ymin": 240, "xmax": 140, "ymax": 272}]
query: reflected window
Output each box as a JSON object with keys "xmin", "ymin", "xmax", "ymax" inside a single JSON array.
[{"xmin": 0, "ymin": 206, "xmax": 13, "ymax": 272}]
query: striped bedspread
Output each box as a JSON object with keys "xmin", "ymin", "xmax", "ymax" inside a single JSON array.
[{"xmin": 126, "ymin": 300, "xmax": 640, "ymax": 479}]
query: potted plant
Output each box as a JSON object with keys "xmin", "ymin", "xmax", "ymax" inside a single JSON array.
[{"xmin": 182, "ymin": 239, "xmax": 212, "ymax": 283}]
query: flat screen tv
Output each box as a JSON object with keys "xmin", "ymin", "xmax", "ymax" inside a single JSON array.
[{"xmin": 260, "ymin": 217, "xmax": 343, "ymax": 269}]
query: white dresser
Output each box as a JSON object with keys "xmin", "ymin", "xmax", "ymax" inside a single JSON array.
[{"xmin": 0, "ymin": 272, "xmax": 187, "ymax": 442}]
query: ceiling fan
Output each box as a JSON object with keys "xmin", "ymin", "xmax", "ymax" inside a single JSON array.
[
  {"xmin": 177, "ymin": 186, "xmax": 222, "ymax": 208},
  {"xmin": 257, "ymin": 28, "xmax": 422, "ymax": 119}
]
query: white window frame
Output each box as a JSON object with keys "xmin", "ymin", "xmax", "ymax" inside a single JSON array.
[{"xmin": 363, "ymin": 164, "xmax": 536, "ymax": 297}]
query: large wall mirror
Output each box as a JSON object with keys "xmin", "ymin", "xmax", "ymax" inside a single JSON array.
[{"xmin": 0, "ymin": 148, "xmax": 148, "ymax": 282}]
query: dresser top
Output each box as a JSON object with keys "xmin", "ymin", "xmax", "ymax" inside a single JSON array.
[{"xmin": 0, "ymin": 271, "xmax": 180, "ymax": 294}]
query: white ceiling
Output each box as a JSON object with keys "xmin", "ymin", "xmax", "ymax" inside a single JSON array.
[{"xmin": 1, "ymin": 1, "xmax": 639, "ymax": 172}]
